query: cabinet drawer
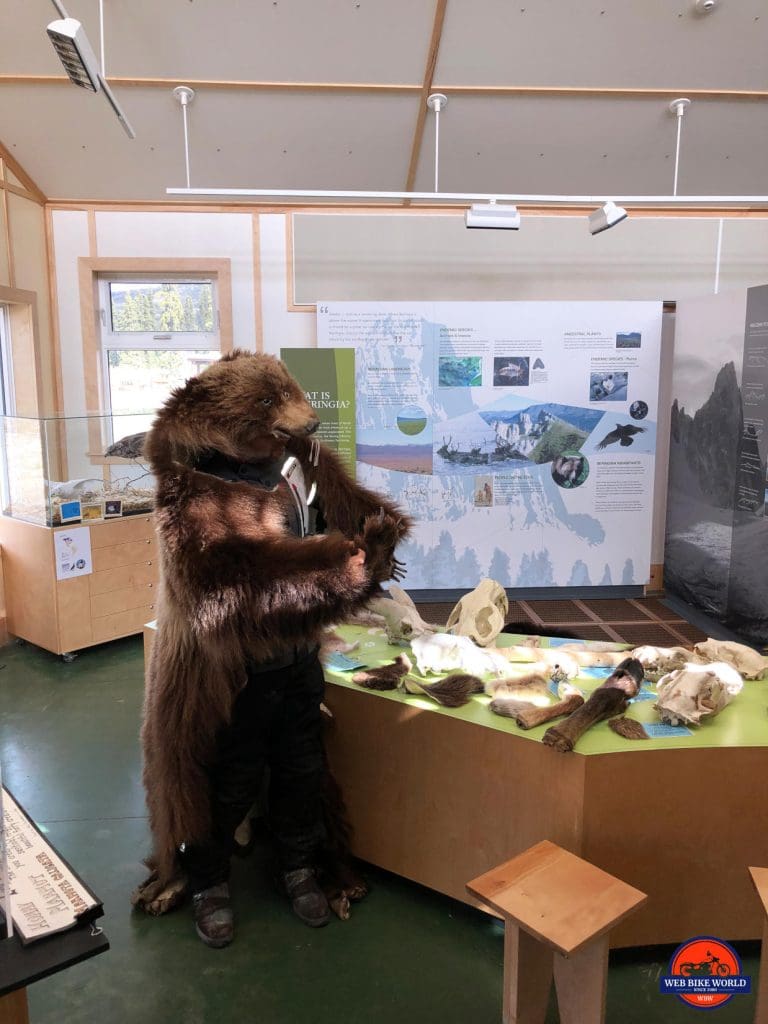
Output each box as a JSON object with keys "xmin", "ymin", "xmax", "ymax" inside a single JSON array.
[
  {"xmin": 91, "ymin": 536, "xmax": 157, "ymax": 572},
  {"xmin": 89, "ymin": 561, "xmax": 158, "ymax": 596},
  {"xmin": 89, "ymin": 515, "xmax": 155, "ymax": 548},
  {"xmin": 91, "ymin": 603, "xmax": 156, "ymax": 643},
  {"xmin": 90, "ymin": 584, "xmax": 156, "ymax": 618}
]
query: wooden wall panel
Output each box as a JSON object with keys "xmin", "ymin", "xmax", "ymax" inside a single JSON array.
[{"xmin": 6, "ymin": 193, "xmax": 55, "ymax": 415}]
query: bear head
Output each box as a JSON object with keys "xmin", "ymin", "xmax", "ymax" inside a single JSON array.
[{"xmin": 146, "ymin": 349, "xmax": 320, "ymax": 468}]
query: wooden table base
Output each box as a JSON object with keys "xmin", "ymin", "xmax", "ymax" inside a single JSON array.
[{"xmin": 0, "ymin": 988, "xmax": 29, "ymax": 1024}]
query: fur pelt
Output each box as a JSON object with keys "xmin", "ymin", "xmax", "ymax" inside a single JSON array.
[
  {"xmin": 141, "ymin": 351, "xmax": 411, "ymax": 887},
  {"xmin": 400, "ymin": 672, "xmax": 484, "ymax": 707},
  {"xmin": 352, "ymin": 654, "xmax": 412, "ymax": 690}
]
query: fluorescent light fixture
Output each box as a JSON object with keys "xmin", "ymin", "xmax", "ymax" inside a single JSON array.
[
  {"xmin": 46, "ymin": 18, "xmax": 101, "ymax": 92},
  {"xmin": 465, "ymin": 203, "xmax": 521, "ymax": 230},
  {"xmin": 588, "ymin": 201, "xmax": 628, "ymax": 235}
]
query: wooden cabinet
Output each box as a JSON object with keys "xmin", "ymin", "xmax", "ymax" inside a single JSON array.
[{"xmin": 0, "ymin": 514, "xmax": 158, "ymax": 657}]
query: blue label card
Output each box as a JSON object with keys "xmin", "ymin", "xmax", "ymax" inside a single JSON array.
[
  {"xmin": 630, "ymin": 688, "xmax": 657, "ymax": 703},
  {"xmin": 644, "ymin": 722, "xmax": 693, "ymax": 737},
  {"xmin": 325, "ymin": 652, "xmax": 367, "ymax": 672},
  {"xmin": 60, "ymin": 500, "xmax": 82, "ymax": 522}
]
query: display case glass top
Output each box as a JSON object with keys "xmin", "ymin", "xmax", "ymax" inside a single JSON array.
[{"xmin": 1, "ymin": 412, "xmax": 154, "ymax": 527}]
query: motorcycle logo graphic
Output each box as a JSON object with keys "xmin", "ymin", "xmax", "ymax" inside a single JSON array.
[{"xmin": 660, "ymin": 936, "xmax": 750, "ymax": 1009}]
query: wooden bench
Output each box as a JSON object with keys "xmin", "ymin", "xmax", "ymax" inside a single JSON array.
[{"xmin": 467, "ymin": 840, "xmax": 647, "ymax": 1024}]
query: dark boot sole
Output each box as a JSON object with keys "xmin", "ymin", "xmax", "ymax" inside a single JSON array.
[{"xmin": 195, "ymin": 925, "xmax": 234, "ymax": 948}]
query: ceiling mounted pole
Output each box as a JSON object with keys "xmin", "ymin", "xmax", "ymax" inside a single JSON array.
[
  {"xmin": 669, "ymin": 97, "xmax": 691, "ymax": 197},
  {"xmin": 98, "ymin": 0, "xmax": 105, "ymax": 77},
  {"xmin": 427, "ymin": 93, "xmax": 447, "ymax": 193},
  {"xmin": 173, "ymin": 86, "xmax": 195, "ymax": 190},
  {"xmin": 714, "ymin": 217, "xmax": 724, "ymax": 294}
]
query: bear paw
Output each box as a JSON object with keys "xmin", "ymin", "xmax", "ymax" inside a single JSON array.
[
  {"xmin": 361, "ymin": 511, "xmax": 408, "ymax": 582},
  {"xmin": 131, "ymin": 870, "xmax": 189, "ymax": 916}
]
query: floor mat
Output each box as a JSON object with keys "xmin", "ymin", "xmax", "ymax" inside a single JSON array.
[{"xmin": 412, "ymin": 596, "xmax": 707, "ymax": 647}]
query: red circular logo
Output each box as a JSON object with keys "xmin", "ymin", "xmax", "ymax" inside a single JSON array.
[{"xmin": 668, "ymin": 936, "xmax": 742, "ymax": 1008}]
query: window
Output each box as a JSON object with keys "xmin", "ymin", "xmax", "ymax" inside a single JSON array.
[
  {"xmin": 99, "ymin": 275, "xmax": 220, "ymax": 439},
  {"xmin": 0, "ymin": 303, "xmax": 15, "ymax": 415}
]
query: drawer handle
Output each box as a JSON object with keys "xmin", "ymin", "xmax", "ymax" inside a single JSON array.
[
  {"xmin": 150, "ymin": 604, "xmax": 154, "ymax": 610},
  {"xmin": 148, "ymin": 583, "xmax": 153, "ymax": 588},
  {"xmin": 146, "ymin": 539, "xmax": 151, "ymax": 544},
  {"xmin": 147, "ymin": 561, "xmax": 153, "ymax": 566}
]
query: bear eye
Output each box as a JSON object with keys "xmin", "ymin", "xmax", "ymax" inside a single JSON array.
[
  {"xmin": 261, "ymin": 397, "xmax": 273, "ymax": 407},
  {"xmin": 282, "ymin": 389, "xmax": 290, "ymax": 398}
]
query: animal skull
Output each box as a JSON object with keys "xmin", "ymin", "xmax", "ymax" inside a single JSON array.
[
  {"xmin": 693, "ymin": 639, "xmax": 768, "ymax": 680},
  {"xmin": 445, "ymin": 578, "xmax": 509, "ymax": 647},
  {"xmin": 654, "ymin": 661, "xmax": 744, "ymax": 726},
  {"xmin": 367, "ymin": 584, "xmax": 437, "ymax": 644},
  {"xmin": 630, "ymin": 645, "xmax": 691, "ymax": 682}
]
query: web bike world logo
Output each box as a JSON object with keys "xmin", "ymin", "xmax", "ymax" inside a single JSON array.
[{"xmin": 660, "ymin": 936, "xmax": 751, "ymax": 1009}]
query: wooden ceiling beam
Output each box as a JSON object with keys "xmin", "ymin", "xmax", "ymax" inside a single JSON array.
[
  {"xmin": 404, "ymin": 0, "xmax": 449, "ymax": 201},
  {"xmin": 0, "ymin": 140, "xmax": 46, "ymax": 204},
  {"xmin": 2, "ymin": 75, "xmax": 767, "ymax": 102},
  {"xmin": 0, "ymin": 74, "xmax": 418, "ymax": 94}
]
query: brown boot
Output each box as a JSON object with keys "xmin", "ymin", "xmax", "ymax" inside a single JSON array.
[
  {"xmin": 282, "ymin": 868, "xmax": 330, "ymax": 928},
  {"xmin": 192, "ymin": 883, "xmax": 234, "ymax": 948}
]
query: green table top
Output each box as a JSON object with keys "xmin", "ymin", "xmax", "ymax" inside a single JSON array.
[{"xmin": 325, "ymin": 626, "xmax": 768, "ymax": 756}]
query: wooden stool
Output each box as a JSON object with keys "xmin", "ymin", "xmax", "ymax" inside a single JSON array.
[
  {"xmin": 467, "ymin": 840, "xmax": 647, "ymax": 1024},
  {"xmin": 749, "ymin": 867, "xmax": 768, "ymax": 1023}
]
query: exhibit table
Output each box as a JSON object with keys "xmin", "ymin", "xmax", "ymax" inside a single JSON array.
[
  {"xmin": 0, "ymin": 926, "xmax": 109, "ymax": 1023},
  {"xmin": 143, "ymin": 621, "xmax": 768, "ymax": 949},
  {"xmin": 322, "ymin": 626, "xmax": 768, "ymax": 949}
]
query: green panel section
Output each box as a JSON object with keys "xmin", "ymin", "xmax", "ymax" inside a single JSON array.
[
  {"xmin": 327, "ymin": 626, "xmax": 768, "ymax": 755},
  {"xmin": 281, "ymin": 348, "xmax": 356, "ymax": 474}
]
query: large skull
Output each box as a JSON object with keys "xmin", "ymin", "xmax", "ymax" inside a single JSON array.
[
  {"xmin": 693, "ymin": 639, "xmax": 768, "ymax": 680},
  {"xmin": 445, "ymin": 578, "xmax": 509, "ymax": 647},
  {"xmin": 654, "ymin": 661, "xmax": 744, "ymax": 726},
  {"xmin": 631, "ymin": 644, "xmax": 690, "ymax": 683}
]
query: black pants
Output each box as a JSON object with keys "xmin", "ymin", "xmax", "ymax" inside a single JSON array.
[{"xmin": 180, "ymin": 650, "xmax": 327, "ymax": 892}]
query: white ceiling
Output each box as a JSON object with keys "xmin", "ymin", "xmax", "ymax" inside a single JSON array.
[{"xmin": 0, "ymin": 0, "xmax": 766, "ymax": 202}]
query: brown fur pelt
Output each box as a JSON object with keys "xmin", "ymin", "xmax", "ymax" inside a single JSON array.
[
  {"xmin": 351, "ymin": 658, "xmax": 482, "ymax": 708},
  {"xmin": 401, "ymin": 672, "xmax": 484, "ymax": 708},
  {"xmin": 608, "ymin": 716, "xmax": 649, "ymax": 740},
  {"xmin": 484, "ymin": 671, "xmax": 550, "ymax": 701},
  {"xmin": 140, "ymin": 351, "xmax": 412, "ymax": 891},
  {"xmin": 490, "ymin": 692, "xmax": 585, "ymax": 729},
  {"xmin": 352, "ymin": 654, "xmax": 412, "ymax": 690}
]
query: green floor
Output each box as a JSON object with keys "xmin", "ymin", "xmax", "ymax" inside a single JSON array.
[{"xmin": 0, "ymin": 637, "xmax": 761, "ymax": 1023}]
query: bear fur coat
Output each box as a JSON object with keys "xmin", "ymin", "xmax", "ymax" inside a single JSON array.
[{"xmin": 140, "ymin": 351, "xmax": 410, "ymax": 889}]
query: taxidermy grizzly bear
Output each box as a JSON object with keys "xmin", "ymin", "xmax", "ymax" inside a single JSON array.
[{"xmin": 134, "ymin": 350, "xmax": 410, "ymax": 939}]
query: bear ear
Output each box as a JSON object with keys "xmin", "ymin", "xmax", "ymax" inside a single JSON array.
[
  {"xmin": 218, "ymin": 348, "xmax": 244, "ymax": 364},
  {"xmin": 219, "ymin": 348, "xmax": 251, "ymax": 363}
]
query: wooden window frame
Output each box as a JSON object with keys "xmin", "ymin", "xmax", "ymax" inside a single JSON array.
[
  {"xmin": 78, "ymin": 257, "xmax": 234, "ymax": 466},
  {"xmin": 0, "ymin": 284, "xmax": 44, "ymax": 417}
]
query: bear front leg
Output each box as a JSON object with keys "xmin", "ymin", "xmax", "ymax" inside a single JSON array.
[{"xmin": 357, "ymin": 510, "xmax": 410, "ymax": 584}]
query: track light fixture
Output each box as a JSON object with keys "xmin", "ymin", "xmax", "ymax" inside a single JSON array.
[
  {"xmin": 46, "ymin": 18, "xmax": 101, "ymax": 92},
  {"xmin": 46, "ymin": 0, "xmax": 135, "ymax": 138},
  {"xmin": 588, "ymin": 201, "xmax": 628, "ymax": 235},
  {"xmin": 465, "ymin": 202, "xmax": 521, "ymax": 230}
]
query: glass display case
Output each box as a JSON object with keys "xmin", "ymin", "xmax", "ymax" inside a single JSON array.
[{"xmin": 1, "ymin": 412, "xmax": 155, "ymax": 527}]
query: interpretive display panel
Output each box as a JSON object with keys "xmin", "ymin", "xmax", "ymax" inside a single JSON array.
[
  {"xmin": 667, "ymin": 283, "xmax": 768, "ymax": 643},
  {"xmin": 280, "ymin": 347, "xmax": 356, "ymax": 474},
  {"xmin": 0, "ymin": 788, "xmax": 102, "ymax": 944},
  {"xmin": 318, "ymin": 301, "xmax": 662, "ymax": 589}
]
